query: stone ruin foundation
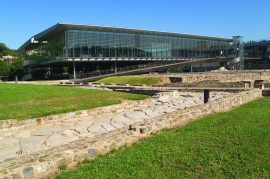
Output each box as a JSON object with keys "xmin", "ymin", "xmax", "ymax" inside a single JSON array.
[{"xmin": 0, "ymin": 88, "xmax": 263, "ymax": 178}]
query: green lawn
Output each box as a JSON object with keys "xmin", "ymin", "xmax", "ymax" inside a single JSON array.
[
  {"xmin": 0, "ymin": 83, "xmax": 147, "ymax": 120},
  {"xmin": 95, "ymin": 75, "xmax": 163, "ymax": 86},
  {"xmin": 58, "ymin": 97, "xmax": 270, "ymax": 178}
]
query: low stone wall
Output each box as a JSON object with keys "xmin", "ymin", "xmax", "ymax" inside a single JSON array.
[
  {"xmin": 178, "ymin": 71, "xmax": 270, "ymax": 83},
  {"xmin": 0, "ymin": 89, "xmax": 262, "ymax": 178},
  {"xmin": 0, "ymin": 98, "xmax": 155, "ymax": 132},
  {"xmin": 164, "ymin": 80, "xmax": 248, "ymax": 88}
]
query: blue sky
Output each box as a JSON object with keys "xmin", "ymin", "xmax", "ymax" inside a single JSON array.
[{"xmin": 0, "ymin": 0, "xmax": 269, "ymax": 49}]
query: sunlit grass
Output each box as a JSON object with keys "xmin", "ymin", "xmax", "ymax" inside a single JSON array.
[
  {"xmin": 0, "ymin": 83, "xmax": 147, "ymax": 120},
  {"xmin": 58, "ymin": 97, "xmax": 270, "ymax": 178}
]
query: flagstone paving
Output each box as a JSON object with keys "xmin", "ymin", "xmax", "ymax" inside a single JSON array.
[{"xmin": 0, "ymin": 91, "xmax": 233, "ymax": 163}]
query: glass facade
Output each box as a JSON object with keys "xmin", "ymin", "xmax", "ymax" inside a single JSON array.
[
  {"xmin": 244, "ymin": 40, "xmax": 270, "ymax": 69},
  {"xmin": 23, "ymin": 32, "xmax": 65, "ymax": 61},
  {"xmin": 245, "ymin": 40, "xmax": 270, "ymax": 60},
  {"xmin": 65, "ymin": 29, "xmax": 232, "ymax": 59},
  {"xmin": 20, "ymin": 24, "xmax": 233, "ymax": 61}
]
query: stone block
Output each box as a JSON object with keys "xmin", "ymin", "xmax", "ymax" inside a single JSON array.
[
  {"xmin": 73, "ymin": 155, "xmax": 81, "ymax": 163},
  {"xmin": 0, "ymin": 120, "xmax": 5, "ymax": 127},
  {"xmin": 23, "ymin": 167, "xmax": 33, "ymax": 179},
  {"xmin": 36, "ymin": 165, "xmax": 46, "ymax": 174},
  {"xmin": 88, "ymin": 148, "xmax": 98, "ymax": 159},
  {"xmin": 0, "ymin": 169, "xmax": 8, "ymax": 175},
  {"xmin": 113, "ymin": 138, "xmax": 125, "ymax": 148},
  {"xmin": 124, "ymin": 111, "xmax": 147, "ymax": 119},
  {"xmin": 47, "ymin": 161, "xmax": 56, "ymax": 169}
]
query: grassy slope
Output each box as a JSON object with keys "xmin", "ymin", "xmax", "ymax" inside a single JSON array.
[
  {"xmin": 95, "ymin": 75, "xmax": 163, "ymax": 86},
  {"xmin": 0, "ymin": 83, "xmax": 147, "ymax": 120},
  {"xmin": 58, "ymin": 97, "xmax": 270, "ymax": 178}
]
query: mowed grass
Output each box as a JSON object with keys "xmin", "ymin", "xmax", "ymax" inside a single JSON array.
[
  {"xmin": 0, "ymin": 83, "xmax": 147, "ymax": 120},
  {"xmin": 58, "ymin": 97, "xmax": 270, "ymax": 178},
  {"xmin": 95, "ymin": 75, "xmax": 163, "ymax": 86}
]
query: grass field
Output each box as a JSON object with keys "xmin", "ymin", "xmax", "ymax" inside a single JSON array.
[
  {"xmin": 95, "ymin": 75, "xmax": 163, "ymax": 86},
  {"xmin": 58, "ymin": 97, "xmax": 270, "ymax": 178},
  {"xmin": 0, "ymin": 83, "xmax": 147, "ymax": 120}
]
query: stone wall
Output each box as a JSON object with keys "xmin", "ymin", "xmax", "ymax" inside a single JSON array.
[
  {"xmin": 0, "ymin": 98, "xmax": 155, "ymax": 132},
  {"xmin": 177, "ymin": 71, "xmax": 270, "ymax": 83},
  {"xmin": 164, "ymin": 80, "xmax": 248, "ymax": 88},
  {"xmin": 0, "ymin": 89, "xmax": 262, "ymax": 179}
]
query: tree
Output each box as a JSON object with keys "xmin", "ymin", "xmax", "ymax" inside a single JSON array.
[
  {"xmin": 0, "ymin": 43, "xmax": 23, "ymax": 79},
  {"xmin": 0, "ymin": 60, "xmax": 10, "ymax": 77},
  {"xmin": 0, "ymin": 43, "xmax": 8, "ymax": 56},
  {"xmin": 0, "ymin": 43, "xmax": 20, "ymax": 56},
  {"xmin": 10, "ymin": 59, "xmax": 23, "ymax": 73},
  {"xmin": 0, "ymin": 59, "xmax": 23, "ymax": 79}
]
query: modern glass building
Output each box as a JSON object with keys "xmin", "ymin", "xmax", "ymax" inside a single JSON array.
[
  {"xmin": 244, "ymin": 40, "xmax": 270, "ymax": 69},
  {"xmin": 19, "ymin": 23, "xmax": 248, "ymax": 79},
  {"xmin": 19, "ymin": 23, "xmax": 234, "ymax": 61}
]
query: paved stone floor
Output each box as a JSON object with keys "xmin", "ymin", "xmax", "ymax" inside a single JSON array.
[{"xmin": 0, "ymin": 91, "xmax": 233, "ymax": 163}]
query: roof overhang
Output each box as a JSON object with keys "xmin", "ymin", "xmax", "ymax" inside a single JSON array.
[{"xmin": 18, "ymin": 23, "xmax": 233, "ymax": 50}]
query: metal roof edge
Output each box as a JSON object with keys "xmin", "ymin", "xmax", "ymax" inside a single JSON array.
[
  {"xmin": 18, "ymin": 23, "xmax": 60, "ymax": 50},
  {"xmin": 18, "ymin": 23, "xmax": 233, "ymax": 50},
  {"xmin": 58, "ymin": 23, "xmax": 233, "ymax": 41}
]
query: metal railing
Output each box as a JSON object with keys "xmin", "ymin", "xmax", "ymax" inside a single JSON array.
[
  {"xmin": 70, "ymin": 56, "xmax": 232, "ymax": 80},
  {"xmin": 70, "ymin": 61, "xmax": 182, "ymax": 79}
]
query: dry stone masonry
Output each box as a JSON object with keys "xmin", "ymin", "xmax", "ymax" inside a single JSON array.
[
  {"xmin": 177, "ymin": 71, "xmax": 270, "ymax": 83},
  {"xmin": 145, "ymin": 70, "xmax": 270, "ymax": 85},
  {"xmin": 0, "ymin": 89, "xmax": 262, "ymax": 178}
]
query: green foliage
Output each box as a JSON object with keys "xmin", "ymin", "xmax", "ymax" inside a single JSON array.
[
  {"xmin": 58, "ymin": 97, "xmax": 270, "ymax": 178},
  {"xmin": 0, "ymin": 43, "xmax": 19, "ymax": 56},
  {"xmin": 9, "ymin": 59, "xmax": 23, "ymax": 74},
  {"xmin": 96, "ymin": 75, "xmax": 163, "ymax": 86},
  {"xmin": 0, "ymin": 43, "xmax": 23, "ymax": 78},
  {"xmin": 0, "ymin": 43, "xmax": 8, "ymax": 56},
  {"xmin": 0, "ymin": 59, "xmax": 23, "ymax": 77},
  {"xmin": 0, "ymin": 83, "xmax": 147, "ymax": 120},
  {"xmin": 0, "ymin": 61, "xmax": 10, "ymax": 77}
]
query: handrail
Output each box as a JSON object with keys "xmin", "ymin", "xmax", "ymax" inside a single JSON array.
[
  {"xmin": 70, "ymin": 61, "xmax": 182, "ymax": 79},
  {"xmin": 71, "ymin": 56, "xmax": 231, "ymax": 81}
]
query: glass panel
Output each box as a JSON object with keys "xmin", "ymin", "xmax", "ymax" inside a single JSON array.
[{"xmin": 23, "ymin": 26, "xmax": 235, "ymax": 64}]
